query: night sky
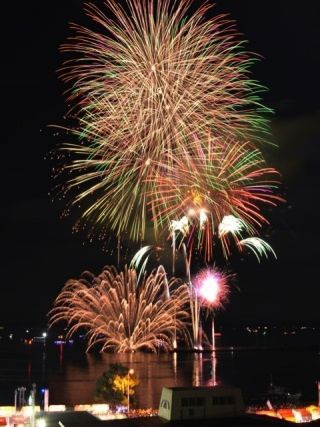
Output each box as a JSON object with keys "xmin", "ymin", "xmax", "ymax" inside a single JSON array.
[{"xmin": 1, "ymin": 1, "xmax": 320, "ymax": 326}]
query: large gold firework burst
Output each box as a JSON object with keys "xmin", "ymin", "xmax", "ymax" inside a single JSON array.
[{"xmin": 58, "ymin": 0, "xmax": 274, "ymax": 242}]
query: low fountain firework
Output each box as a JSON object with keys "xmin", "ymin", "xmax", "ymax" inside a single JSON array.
[{"xmin": 49, "ymin": 265, "xmax": 190, "ymax": 352}]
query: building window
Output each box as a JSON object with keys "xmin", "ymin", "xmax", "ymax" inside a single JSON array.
[
  {"xmin": 182, "ymin": 398, "xmax": 193, "ymax": 407},
  {"xmin": 188, "ymin": 408, "xmax": 194, "ymax": 417},
  {"xmin": 226, "ymin": 396, "xmax": 235, "ymax": 405},
  {"xmin": 212, "ymin": 397, "xmax": 220, "ymax": 405},
  {"xmin": 181, "ymin": 397, "xmax": 205, "ymax": 407},
  {"xmin": 181, "ymin": 398, "xmax": 188, "ymax": 407},
  {"xmin": 212, "ymin": 396, "xmax": 235, "ymax": 405},
  {"xmin": 196, "ymin": 397, "xmax": 205, "ymax": 406}
]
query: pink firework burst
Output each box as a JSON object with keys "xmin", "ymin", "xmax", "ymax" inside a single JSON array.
[{"xmin": 194, "ymin": 268, "xmax": 230, "ymax": 309}]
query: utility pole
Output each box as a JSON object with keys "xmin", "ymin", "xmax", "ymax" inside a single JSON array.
[
  {"xmin": 31, "ymin": 383, "xmax": 36, "ymax": 427},
  {"xmin": 17, "ymin": 387, "xmax": 26, "ymax": 410}
]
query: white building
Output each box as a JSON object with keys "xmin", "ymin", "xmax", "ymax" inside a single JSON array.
[{"xmin": 158, "ymin": 385, "xmax": 244, "ymax": 421}]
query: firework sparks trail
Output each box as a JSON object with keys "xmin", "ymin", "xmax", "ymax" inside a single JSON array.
[
  {"xmin": 56, "ymin": 0, "xmax": 278, "ymax": 244},
  {"xmin": 170, "ymin": 216, "xmax": 190, "ymax": 273},
  {"xmin": 170, "ymin": 217, "xmax": 189, "ymax": 236},
  {"xmin": 49, "ymin": 265, "xmax": 190, "ymax": 352},
  {"xmin": 218, "ymin": 215, "xmax": 246, "ymax": 238},
  {"xmin": 130, "ymin": 245, "xmax": 156, "ymax": 284},
  {"xmin": 238, "ymin": 237, "xmax": 277, "ymax": 262}
]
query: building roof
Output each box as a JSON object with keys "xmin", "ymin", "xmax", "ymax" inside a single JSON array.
[
  {"xmin": 36, "ymin": 411, "xmax": 106, "ymax": 427},
  {"xmin": 36, "ymin": 412, "xmax": 320, "ymax": 427},
  {"xmin": 98, "ymin": 415, "xmax": 320, "ymax": 427},
  {"xmin": 163, "ymin": 385, "xmax": 239, "ymax": 392}
]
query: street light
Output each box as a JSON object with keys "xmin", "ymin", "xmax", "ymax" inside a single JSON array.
[{"xmin": 127, "ymin": 369, "xmax": 134, "ymax": 414}]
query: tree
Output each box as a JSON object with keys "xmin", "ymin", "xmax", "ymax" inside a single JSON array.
[{"xmin": 95, "ymin": 364, "xmax": 139, "ymax": 408}]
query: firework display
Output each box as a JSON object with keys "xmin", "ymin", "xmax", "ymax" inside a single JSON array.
[
  {"xmin": 52, "ymin": 0, "xmax": 282, "ymax": 352},
  {"xmin": 49, "ymin": 265, "xmax": 189, "ymax": 352},
  {"xmin": 57, "ymin": 0, "xmax": 278, "ymax": 245}
]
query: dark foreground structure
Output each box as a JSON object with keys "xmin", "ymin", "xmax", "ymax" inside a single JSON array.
[
  {"xmin": 38, "ymin": 386, "xmax": 320, "ymax": 427},
  {"xmin": 38, "ymin": 412, "xmax": 320, "ymax": 427}
]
